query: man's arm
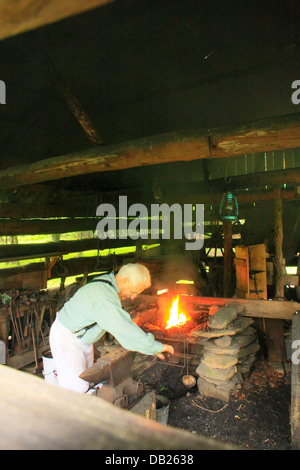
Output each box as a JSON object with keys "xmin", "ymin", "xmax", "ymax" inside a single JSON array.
[
  {"xmin": 155, "ymin": 343, "xmax": 175, "ymax": 360},
  {"xmin": 96, "ymin": 298, "xmax": 174, "ymax": 357}
]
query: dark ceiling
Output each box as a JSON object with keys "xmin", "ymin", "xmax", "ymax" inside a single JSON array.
[
  {"xmin": 0, "ymin": 0, "xmax": 299, "ymax": 168},
  {"xmin": 0, "ymin": 0, "xmax": 299, "ymax": 260}
]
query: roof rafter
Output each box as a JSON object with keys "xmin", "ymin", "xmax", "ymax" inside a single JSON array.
[{"xmin": 0, "ymin": 113, "xmax": 299, "ymax": 189}]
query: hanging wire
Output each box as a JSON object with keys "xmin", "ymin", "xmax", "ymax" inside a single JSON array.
[{"xmin": 224, "ymin": 159, "xmax": 232, "ymax": 184}]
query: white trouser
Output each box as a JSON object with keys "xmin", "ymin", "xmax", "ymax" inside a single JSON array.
[{"xmin": 49, "ymin": 318, "xmax": 94, "ymax": 393}]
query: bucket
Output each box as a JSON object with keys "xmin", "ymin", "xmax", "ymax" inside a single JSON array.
[
  {"xmin": 42, "ymin": 351, "xmax": 59, "ymax": 385},
  {"xmin": 156, "ymin": 395, "xmax": 170, "ymax": 425}
]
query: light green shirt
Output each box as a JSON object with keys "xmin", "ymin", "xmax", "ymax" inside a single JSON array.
[{"xmin": 57, "ymin": 272, "xmax": 163, "ymax": 355}]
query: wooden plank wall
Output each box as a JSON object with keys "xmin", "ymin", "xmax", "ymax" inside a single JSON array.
[{"xmin": 208, "ymin": 147, "xmax": 300, "ymax": 179}]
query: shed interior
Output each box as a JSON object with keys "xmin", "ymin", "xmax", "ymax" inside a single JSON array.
[{"xmin": 0, "ymin": 0, "xmax": 299, "ymax": 451}]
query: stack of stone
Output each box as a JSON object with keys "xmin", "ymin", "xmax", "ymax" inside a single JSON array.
[{"xmin": 193, "ymin": 303, "xmax": 260, "ymax": 402}]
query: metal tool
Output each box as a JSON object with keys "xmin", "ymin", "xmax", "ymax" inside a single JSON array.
[{"xmin": 156, "ymin": 339, "xmax": 197, "ymax": 388}]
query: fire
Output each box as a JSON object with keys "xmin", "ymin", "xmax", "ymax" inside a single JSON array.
[{"xmin": 165, "ymin": 296, "xmax": 187, "ymax": 329}]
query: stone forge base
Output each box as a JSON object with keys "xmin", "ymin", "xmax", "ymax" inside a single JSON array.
[{"xmin": 189, "ymin": 304, "xmax": 260, "ymax": 402}]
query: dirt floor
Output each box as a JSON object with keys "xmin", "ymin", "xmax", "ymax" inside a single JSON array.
[{"xmin": 138, "ymin": 358, "xmax": 292, "ymax": 450}]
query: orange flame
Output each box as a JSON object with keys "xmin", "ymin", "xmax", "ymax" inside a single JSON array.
[{"xmin": 165, "ymin": 296, "xmax": 187, "ymax": 329}]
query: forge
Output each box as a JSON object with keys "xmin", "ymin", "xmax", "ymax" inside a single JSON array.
[
  {"xmin": 137, "ymin": 293, "xmax": 211, "ymax": 373},
  {"xmin": 151, "ymin": 293, "xmax": 210, "ymax": 334},
  {"xmin": 136, "ymin": 292, "xmax": 212, "ymax": 357},
  {"xmin": 79, "ymin": 292, "xmax": 273, "ymax": 409},
  {"xmin": 133, "ymin": 293, "xmax": 261, "ymax": 402}
]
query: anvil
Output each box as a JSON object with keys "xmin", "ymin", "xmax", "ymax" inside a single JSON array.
[{"xmin": 80, "ymin": 347, "xmax": 144, "ymax": 407}]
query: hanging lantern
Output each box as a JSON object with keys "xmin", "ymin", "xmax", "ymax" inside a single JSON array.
[{"xmin": 219, "ymin": 192, "xmax": 238, "ymax": 222}]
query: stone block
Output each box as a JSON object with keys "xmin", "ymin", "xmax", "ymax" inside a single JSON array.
[
  {"xmin": 238, "ymin": 340, "xmax": 260, "ymax": 359},
  {"xmin": 235, "ymin": 333, "xmax": 257, "ymax": 348},
  {"xmin": 214, "ymin": 336, "xmax": 232, "ymax": 348},
  {"xmin": 201, "ymin": 351, "xmax": 238, "ymax": 369},
  {"xmin": 209, "ymin": 303, "xmax": 243, "ymax": 330},
  {"xmin": 197, "ymin": 376, "xmax": 238, "ymax": 403},
  {"xmin": 189, "ymin": 316, "xmax": 254, "ymax": 339},
  {"xmin": 196, "ymin": 362, "xmax": 237, "ymax": 381},
  {"xmin": 204, "ymin": 338, "xmax": 240, "ymax": 356}
]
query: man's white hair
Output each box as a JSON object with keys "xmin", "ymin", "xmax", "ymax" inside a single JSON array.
[{"xmin": 117, "ymin": 263, "xmax": 150, "ymax": 286}]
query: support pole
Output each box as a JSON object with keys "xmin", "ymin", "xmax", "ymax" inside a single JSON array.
[
  {"xmin": 223, "ymin": 221, "xmax": 234, "ymax": 298},
  {"xmin": 291, "ymin": 311, "xmax": 300, "ymax": 449},
  {"xmin": 274, "ymin": 186, "xmax": 285, "ymax": 299},
  {"xmin": 265, "ymin": 186, "xmax": 287, "ymax": 362}
]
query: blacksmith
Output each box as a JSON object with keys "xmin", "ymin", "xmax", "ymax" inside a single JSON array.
[{"xmin": 49, "ymin": 263, "xmax": 174, "ymax": 393}]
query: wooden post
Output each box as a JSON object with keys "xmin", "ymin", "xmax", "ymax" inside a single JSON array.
[
  {"xmin": 264, "ymin": 186, "xmax": 287, "ymax": 363},
  {"xmin": 291, "ymin": 310, "xmax": 300, "ymax": 449},
  {"xmin": 223, "ymin": 221, "xmax": 233, "ymax": 298},
  {"xmin": 273, "ymin": 186, "xmax": 285, "ymax": 298}
]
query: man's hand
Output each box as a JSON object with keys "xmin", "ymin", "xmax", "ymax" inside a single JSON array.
[{"xmin": 156, "ymin": 344, "xmax": 174, "ymax": 360}]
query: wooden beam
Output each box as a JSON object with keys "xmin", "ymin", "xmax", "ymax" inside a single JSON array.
[
  {"xmin": 48, "ymin": 254, "xmax": 132, "ymax": 279},
  {"xmin": 0, "ymin": 203, "xmax": 94, "ymax": 218},
  {"xmin": 49, "ymin": 60, "xmax": 103, "ymax": 145},
  {"xmin": 0, "ymin": 261, "xmax": 45, "ymax": 278},
  {"xmin": 162, "ymin": 179, "xmax": 300, "ymax": 205},
  {"xmin": 0, "ymin": 218, "xmax": 98, "ymax": 236},
  {"xmin": 122, "ymin": 293, "xmax": 300, "ymax": 320},
  {"xmin": 0, "ymin": 113, "xmax": 299, "ymax": 188},
  {"xmin": 0, "ymin": 186, "xmax": 298, "ymax": 220},
  {"xmin": 181, "ymin": 295, "xmax": 300, "ymax": 320},
  {"xmin": 1, "ymin": 166, "xmax": 298, "ymax": 214},
  {"xmin": 0, "ymin": 254, "xmax": 134, "ymax": 281},
  {"xmin": 211, "ymin": 114, "xmax": 300, "ymax": 157},
  {"xmin": 232, "ymin": 188, "xmax": 300, "ymax": 204},
  {"xmin": 0, "ymin": 364, "xmax": 235, "ymax": 450},
  {"xmin": 214, "ymin": 167, "xmax": 300, "ymax": 192},
  {"xmin": 0, "ymin": 238, "xmax": 97, "ymax": 261},
  {"xmin": 0, "ymin": 237, "xmax": 158, "ymax": 262},
  {"xmin": 0, "ymin": 131, "xmax": 208, "ymax": 188},
  {"xmin": 0, "ymin": 0, "xmax": 114, "ymax": 41},
  {"xmin": 0, "ymin": 257, "xmax": 102, "ymax": 279}
]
